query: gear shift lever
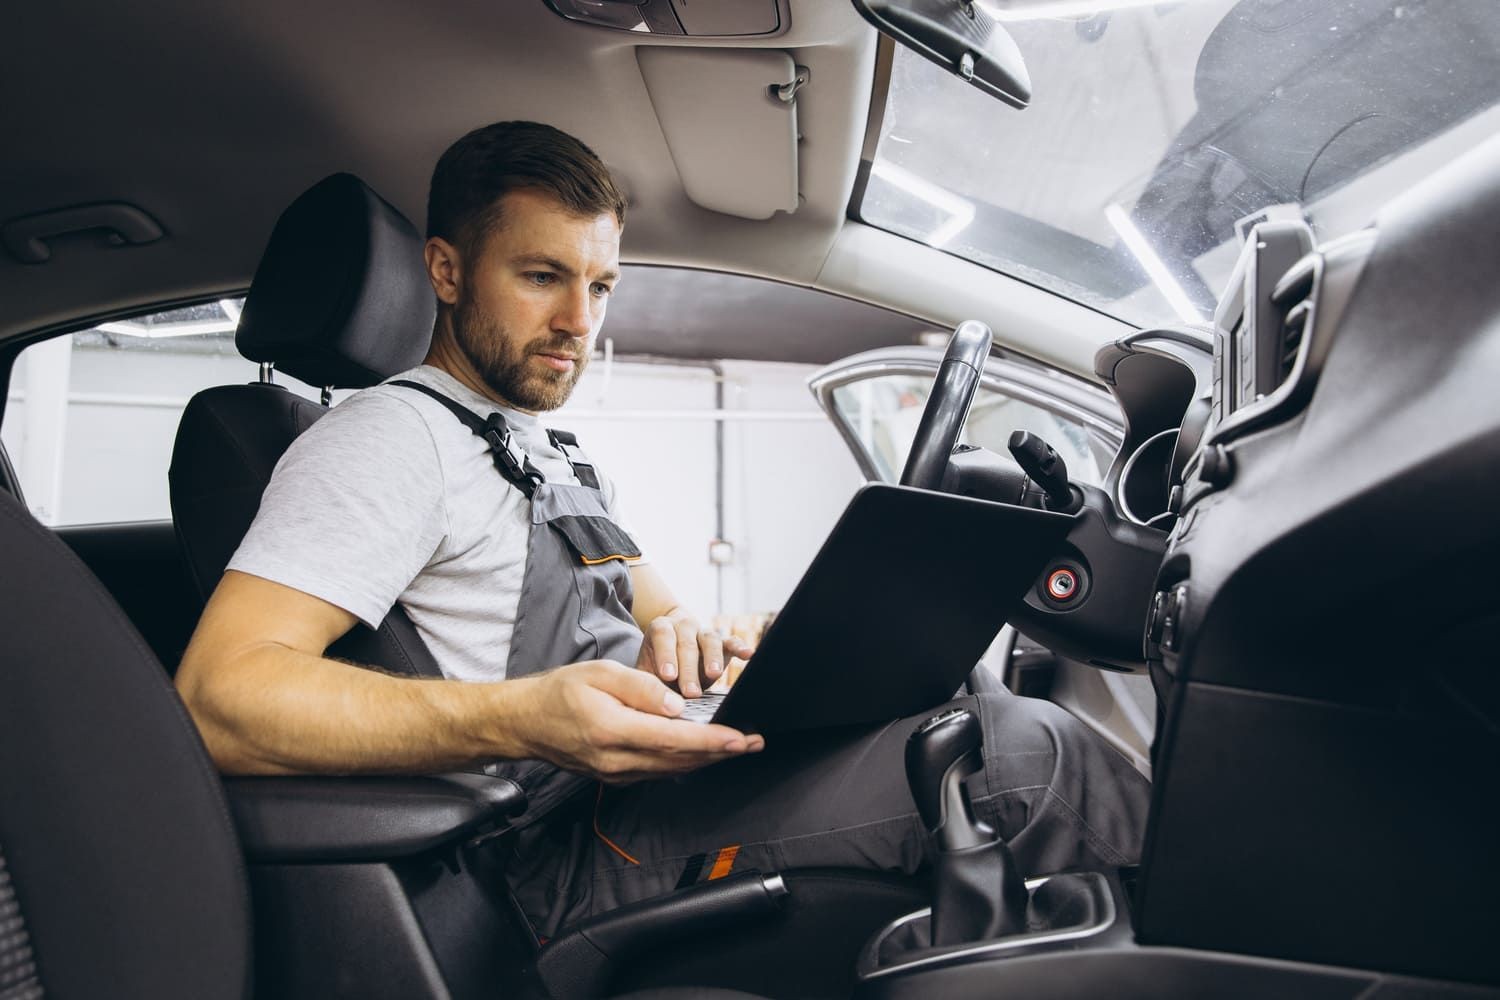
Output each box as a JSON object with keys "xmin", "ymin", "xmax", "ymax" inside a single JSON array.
[
  {"xmin": 906, "ymin": 708, "xmax": 1030, "ymax": 945},
  {"xmin": 906, "ymin": 708, "xmax": 990, "ymax": 849}
]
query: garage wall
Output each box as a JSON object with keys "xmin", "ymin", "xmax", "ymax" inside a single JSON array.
[{"xmin": 554, "ymin": 358, "xmax": 865, "ymax": 618}]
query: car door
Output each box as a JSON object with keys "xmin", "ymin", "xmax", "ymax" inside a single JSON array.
[{"xmin": 809, "ymin": 347, "xmax": 1156, "ymax": 775}]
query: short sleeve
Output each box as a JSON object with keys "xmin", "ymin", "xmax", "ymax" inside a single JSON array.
[
  {"xmin": 599, "ymin": 471, "xmax": 649, "ymax": 565},
  {"xmin": 227, "ymin": 392, "xmax": 449, "ymax": 628}
]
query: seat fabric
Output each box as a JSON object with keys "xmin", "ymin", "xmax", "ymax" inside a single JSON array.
[{"xmin": 0, "ymin": 489, "xmax": 250, "ymax": 999}]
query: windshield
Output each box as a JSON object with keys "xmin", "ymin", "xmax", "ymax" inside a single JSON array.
[{"xmin": 859, "ymin": 0, "xmax": 1500, "ymax": 329}]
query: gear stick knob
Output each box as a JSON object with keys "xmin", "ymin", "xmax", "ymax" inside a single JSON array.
[
  {"xmin": 907, "ymin": 707, "xmax": 1030, "ymax": 946},
  {"xmin": 905, "ymin": 708, "xmax": 991, "ymax": 850}
]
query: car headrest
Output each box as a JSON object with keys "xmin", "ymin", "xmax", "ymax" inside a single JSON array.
[{"xmin": 236, "ymin": 173, "xmax": 436, "ymax": 389}]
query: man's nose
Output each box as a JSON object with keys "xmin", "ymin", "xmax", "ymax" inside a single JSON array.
[{"xmin": 553, "ymin": 283, "xmax": 594, "ymax": 339}]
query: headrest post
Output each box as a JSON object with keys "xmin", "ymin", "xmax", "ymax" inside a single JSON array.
[
  {"xmin": 258, "ymin": 362, "xmax": 276, "ymax": 385},
  {"xmin": 320, "ymin": 386, "xmax": 333, "ymax": 407}
]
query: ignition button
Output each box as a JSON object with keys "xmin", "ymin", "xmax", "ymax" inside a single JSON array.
[{"xmin": 1046, "ymin": 568, "xmax": 1079, "ymax": 601}]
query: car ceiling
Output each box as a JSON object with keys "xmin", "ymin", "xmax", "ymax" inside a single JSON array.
[
  {"xmin": 608, "ymin": 267, "xmax": 931, "ymax": 364},
  {"xmin": 2, "ymin": 1, "xmax": 1131, "ymax": 375}
]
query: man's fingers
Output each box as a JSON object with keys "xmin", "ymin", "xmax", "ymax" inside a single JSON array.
[
  {"xmin": 674, "ymin": 619, "xmax": 701, "ymax": 698},
  {"xmin": 590, "ymin": 682, "xmax": 758, "ymax": 754},
  {"xmin": 597, "ymin": 660, "xmax": 684, "ymax": 718},
  {"xmin": 644, "ymin": 618, "xmax": 678, "ymax": 682},
  {"xmin": 625, "ymin": 715, "xmax": 759, "ymax": 755},
  {"xmin": 723, "ymin": 635, "xmax": 755, "ymax": 661},
  {"xmin": 697, "ymin": 630, "xmax": 725, "ymax": 687}
]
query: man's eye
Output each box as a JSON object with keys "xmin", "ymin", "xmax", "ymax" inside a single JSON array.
[
  {"xmin": 592, "ymin": 283, "xmax": 613, "ymax": 298},
  {"xmin": 526, "ymin": 272, "xmax": 555, "ymax": 286}
]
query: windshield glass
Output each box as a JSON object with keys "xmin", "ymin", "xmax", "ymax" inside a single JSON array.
[{"xmin": 859, "ymin": 0, "xmax": 1500, "ymax": 329}]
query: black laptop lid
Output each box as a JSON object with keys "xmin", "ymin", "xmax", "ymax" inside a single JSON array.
[{"xmin": 714, "ymin": 483, "xmax": 1074, "ymax": 735}]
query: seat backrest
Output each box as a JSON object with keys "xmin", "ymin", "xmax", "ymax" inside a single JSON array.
[
  {"xmin": 169, "ymin": 173, "xmax": 441, "ymax": 677},
  {"xmin": 0, "ymin": 488, "xmax": 251, "ymax": 998}
]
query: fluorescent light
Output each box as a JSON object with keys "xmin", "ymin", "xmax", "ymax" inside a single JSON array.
[
  {"xmin": 871, "ymin": 160, "xmax": 976, "ymax": 249},
  {"xmin": 975, "ymin": 0, "xmax": 1202, "ymax": 22},
  {"xmin": 1105, "ymin": 203, "xmax": 1203, "ymax": 326},
  {"xmin": 96, "ymin": 318, "xmax": 239, "ymax": 339}
]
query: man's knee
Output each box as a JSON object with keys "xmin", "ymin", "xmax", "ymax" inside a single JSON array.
[
  {"xmin": 970, "ymin": 690, "xmax": 1086, "ymax": 760},
  {"xmin": 966, "ymin": 691, "xmax": 1151, "ymax": 869}
]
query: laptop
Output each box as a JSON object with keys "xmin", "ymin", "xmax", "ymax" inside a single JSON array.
[{"xmin": 678, "ymin": 483, "xmax": 1074, "ymax": 735}]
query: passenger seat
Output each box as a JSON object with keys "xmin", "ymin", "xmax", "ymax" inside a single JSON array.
[{"xmin": 0, "ymin": 486, "xmax": 252, "ymax": 998}]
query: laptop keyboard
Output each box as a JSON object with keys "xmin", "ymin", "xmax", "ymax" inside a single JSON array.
[{"xmin": 676, "ymin": 692, "xmax": 726, "ymax": 723}]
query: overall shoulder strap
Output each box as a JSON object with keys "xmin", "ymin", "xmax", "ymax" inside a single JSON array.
[
  {"xmin": 545, "ymin": 428, "xmax": 602, "ymax": 491},
  {"xmin": 388, "ymin": 380, "xmax": 544, "ymax": 499}
]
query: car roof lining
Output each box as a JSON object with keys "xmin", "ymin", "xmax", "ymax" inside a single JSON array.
[{"xmin": 0, "ymin": 0, "xmax": 1127, "ymax": 378}]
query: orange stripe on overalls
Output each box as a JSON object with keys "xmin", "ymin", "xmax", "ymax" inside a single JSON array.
[{"xmin": 707, "ymin": 844, "xmax": 740, "ymax": 879}]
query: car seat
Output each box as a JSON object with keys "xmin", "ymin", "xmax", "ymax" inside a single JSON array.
[
  {"xmin": 168, "ymin": 172, "xmax": 443, "ymax": 677},
  {"xmin": 0, "ymin": 485, "xmax": 253, "ymax": 998}
]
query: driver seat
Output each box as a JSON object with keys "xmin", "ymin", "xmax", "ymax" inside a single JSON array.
[{"xmin": 169, "ymin": 172, "xmax": 442, "ymax": 677}]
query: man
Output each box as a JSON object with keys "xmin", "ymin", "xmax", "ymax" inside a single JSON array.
[{"xmin": 176, "ymin": 121, "xmax": 1149, "ymax": 937}]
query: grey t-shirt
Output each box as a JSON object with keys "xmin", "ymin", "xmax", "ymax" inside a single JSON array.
[{"xmin": 228, "ymin": 364, "xmax": 640, "ymax": 682}]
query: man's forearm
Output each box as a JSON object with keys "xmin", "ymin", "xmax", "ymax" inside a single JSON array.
[{"xmin": 178, "ymin": 643, "xmax": 534, "ymax": 775}]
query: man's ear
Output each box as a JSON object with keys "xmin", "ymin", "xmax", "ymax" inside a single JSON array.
[{"xmin": 425, "ymin": 237, "xmax": 462, "ymax": 306}]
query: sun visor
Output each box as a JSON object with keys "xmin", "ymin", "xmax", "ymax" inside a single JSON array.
[{"xmin": 638, "ymin": 48, "xmax": 801, "ymax": 221}]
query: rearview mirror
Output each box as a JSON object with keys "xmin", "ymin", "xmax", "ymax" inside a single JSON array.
[{"xmin": 851, "ymin": 0, "xmax": 1031, "ymax": 109}]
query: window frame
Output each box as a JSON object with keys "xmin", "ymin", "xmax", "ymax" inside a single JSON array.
[
  {"xmin": 0, "ymin": 292, "xmax": 252, "ymax": 527},
  {"xmin": 807, "ymin": 347, "xmax": 1124, "ymax": 486}
]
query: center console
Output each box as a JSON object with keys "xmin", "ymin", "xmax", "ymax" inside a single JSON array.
[{"xmin": 844, "ymin": 704, "xmax": 1498, "ymax": 1000}]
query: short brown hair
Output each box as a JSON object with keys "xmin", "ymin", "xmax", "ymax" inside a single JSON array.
[{"xmin": 426, "ymin": 121, "xmax": 626, "ymax": 255}]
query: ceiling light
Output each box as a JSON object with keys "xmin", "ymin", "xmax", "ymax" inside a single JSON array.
[
  {"xmin": 95, "ymin": 318, "xmax": 238, "ymax": 339},
  {"xmin": 1104, "ymin": 203, "xmax": 1203, "ymax": 327}
]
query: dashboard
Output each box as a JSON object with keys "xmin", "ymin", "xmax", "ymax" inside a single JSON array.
[{"xmin": 1084, "ymin": 132, "xmax": 1500, "ymax": 986}]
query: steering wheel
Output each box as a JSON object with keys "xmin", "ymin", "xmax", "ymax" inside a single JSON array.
[{"xmin": 899, "ymin": 320, "xmax": 993, "ymax": 490}]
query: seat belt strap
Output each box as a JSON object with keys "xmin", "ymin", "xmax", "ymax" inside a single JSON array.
[
  {"xmin": 388, "ymin": 380, "xmax": 544, "ymax": 499},
  {"xmin": 546, "ymin": 429, "xmax": 602, "ymax": 491}
]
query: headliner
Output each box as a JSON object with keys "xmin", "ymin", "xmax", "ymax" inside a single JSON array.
[
  {"xmin": 606, "ymin": 267, "xmax": 931, "ymax": 364},
  {"xmin": 0, "ymin": 1, "xmax": 875, "ymax": 346}
]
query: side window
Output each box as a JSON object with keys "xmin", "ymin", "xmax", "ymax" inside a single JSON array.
[
  {"xmin": 828, "ymin": 373, "xmax": 1112, "ymax": 486},
  {"xmin": 1, "ymin": 300, "xmax": 255, "ymax": 525}
]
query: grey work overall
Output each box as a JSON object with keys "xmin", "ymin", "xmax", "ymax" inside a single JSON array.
[
  {"xmin": 391, "ymin": 382, "xmax": 1152, "ymax": 939},
  {"xmin": 390, "ymin": 381, "xmax": 643, "ymax": 820}
]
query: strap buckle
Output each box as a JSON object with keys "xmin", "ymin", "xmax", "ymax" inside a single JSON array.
[{"xmin": 484, "ymin": 414, "xmax": 545, "ymax": 497}]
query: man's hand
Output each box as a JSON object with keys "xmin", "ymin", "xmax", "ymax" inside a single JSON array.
[
  {"xmin": 636, "ymin": 610, "xmax": 755, "ymax": 698},
  {"xmin": 512, "ymin": 659, "xmax": 764, "ymax": 782}
]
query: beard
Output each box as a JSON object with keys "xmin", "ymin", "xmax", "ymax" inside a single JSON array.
[{"xmin": 449, "ymin": 291, "xmax": 589, "ymax": 412}]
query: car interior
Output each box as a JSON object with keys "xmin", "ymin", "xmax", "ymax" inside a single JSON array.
[{"xmin": 2, "ymin": 1, "xmax": 1498, "ymax": 998}]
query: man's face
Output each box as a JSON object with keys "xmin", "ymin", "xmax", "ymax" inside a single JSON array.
[{"xmin": 444, "ymin": 188, "xmax": 621, "ymax": 412}]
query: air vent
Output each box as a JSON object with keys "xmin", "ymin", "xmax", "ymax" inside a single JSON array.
[
  {"xmin": 1269, "ymin": 255, "xmax": 1318, "ymax": 389},
  {"xmin": 1209, "ymin": 225, "xmax": 1376, "ymax": 447}
]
